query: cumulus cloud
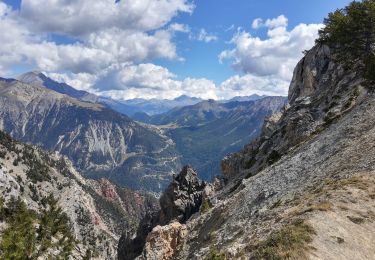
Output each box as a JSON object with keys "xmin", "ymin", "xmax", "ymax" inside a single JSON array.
[
  {"xmin": 20, "ymin": 0, "xmax": 194, "ymax": 37},
  {"xmin": 217, "ymin": 74, "xmax": 289, "ymax": 98},
  {"xmin": 93, "ymin": 63, "xmax": 218, "ymax": 100},
  {"xmin": 251, "ymin": 18, "xmax": 263, "ymax": 29},
  {"xmin": 219, "ymin": 15, "xmax": 323, "ymax": 96},
  {"xmin": 47, "ymin": 72, "xmax": 98, "ymax": 91},
  {"xmin": 0, "ymin": 2, "xmax": 322, "ymax": 100},
  {"xmin": 0, "ymin": 1, "xmax": 191, "ymax": 86}
]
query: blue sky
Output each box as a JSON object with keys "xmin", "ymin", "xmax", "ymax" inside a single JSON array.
[
  {"xmin": 0, "ymin": 0, "xmax": 352, "ymax": 99},
  {"xmin": 166, "ymin": 0, "xmax": 353, "ymax": 83}
]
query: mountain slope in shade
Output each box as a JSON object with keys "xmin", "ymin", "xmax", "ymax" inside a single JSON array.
[
  {"xmin": 0, "ymin": 78, "xmax": 181, "ymax": 192},
  {"xmin": 141, "ymin": 97, "xmax": 287, "ymax": 180},
  {"xmin": 0, "ymin": 130, "xmax": 157, "ymax": 259},
  {"xmin": 146, "ymin": 99, "xmax": 228, "ymax": 126}
]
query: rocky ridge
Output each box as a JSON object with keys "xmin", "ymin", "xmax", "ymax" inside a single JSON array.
[
  {"xmin": 130, "ymin": 44, "xmax": 375, "ymax": 259},
  {"xmin": 0, "ymin": 130, "xmax": 157, "ymax": 259},
  {"xmin": 118, "ymin": 166, "xmax": 207, "ymax": 260}
]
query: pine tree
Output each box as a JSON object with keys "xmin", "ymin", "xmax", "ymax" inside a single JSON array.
[
  {"xmin": 317, "ymin": 0, "xmax": 375, "ymax": 80},
  {"xmin": 36, "ymin": 195, "xmax": 75, "ymax": 258},
  {"xmin": 0, "ymin": 195, "xmax": 75, "ymax": 259},
  {"xmin": 0, "ymin": 197, "xmax": 37, "ymax": 259}
]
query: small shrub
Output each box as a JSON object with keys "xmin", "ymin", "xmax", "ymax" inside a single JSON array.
[
  {"xmin": 365, "ymin": 53, "xmax": 375, "ymax": 81},
  {"xmin": 250, "ymin": 219, "xmax": 316, "ymax": 260},
  {"xmin": 347, "ymin": 216, "xmax": 365, "ymax": 224},
  {"xmin": 13, "ymin": 157, "xmax": 21, "ymax": 166},
  {"xmin": 245, "ymin": 157, "xmax": 257, "ymax": 169},
  {"xmin": 336, "ymin": 237, "xmax": 345, "ymax": 244},
  {"xmin": 267, "ymin": 150, "xmax": 281, "ymax": 165},
  {"xmin": 205, "ymin": 248, "xmax": 227, "ymax": 260},
  {"xmin": 200, "ymin": 199, "xmax": 212, "ymax": 214}
]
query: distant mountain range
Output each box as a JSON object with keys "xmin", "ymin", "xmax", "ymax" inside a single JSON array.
[
  {"xmin": 6, "ymin": 71, "xmax": 287, "ymax": 185},
  {"xmin": 0, "ymin": 77, "xmax": 181, "ymax": 192},
  {"xmin": 18, "ymin": 72, "xmax": 202, "ymax": 116},
  {"xmin": 120, "ymin": 95, "xmax": 203, "ymax": 116},
  {"xmin": 135, "ymin": 97, "xmax": 287, "ymax": 180},
  {"xmin": 18, "ymin": 71, "xmax": 267, "ymax": 117}
]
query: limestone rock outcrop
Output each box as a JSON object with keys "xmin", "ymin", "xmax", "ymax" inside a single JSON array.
[
  {"xmin": 221, "ymin": 44, "xmax": 366, "ymax": 181},
  {"xmin": 140, "ymin": 222, "xmax": 187, "ymax": 260},
  {"xmin": 159, "ymin": 165, "xmax": 206, "ymax": 224},
  {"xmin": 118, "ymin": 166, "xmax": 206, "ymax": 260}
]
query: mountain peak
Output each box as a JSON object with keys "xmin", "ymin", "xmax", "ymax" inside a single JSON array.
[
  {"xmin": 174, "ymin": 95, "xmax": 201, "ymax": 102},
  {"xmin": 18, "ymin": 71, "xmax": 46, "ymax": 85},
  {"xmin": 17, "ymin": 71, "xmax": 98, "ymax": 103}
]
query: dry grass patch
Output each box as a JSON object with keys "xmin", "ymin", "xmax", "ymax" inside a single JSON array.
[
  {"xmin": 325, "ymin": 176, "xmax": 372, "ymax": 191},
  {"xmin": 248, "ymin": 219, "xmax": 316, "ymax": 260}
]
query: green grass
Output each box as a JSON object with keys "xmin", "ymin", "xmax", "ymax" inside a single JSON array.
[{"xmin": 250, "ymin": 219, "xmax": 316, "ymax": 260}]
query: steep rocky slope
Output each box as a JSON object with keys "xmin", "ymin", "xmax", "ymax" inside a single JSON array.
[
  {"xmin": 0, "ymin": 130, "xmax": 157, "ymax": 259},
  {"xmin": 0, "ymin": 78, "xmax": 181, "ymax": 192},
  {"xmin": 118, "ymin": 166, "xmax": 208, "ymax": 260},
  {"xmin": 127, "ymin": 44, "xmax": 375, "ymax": 259},
  {"xmin": 221, "ymin": 44, "xmax": 364, "ymax": 181}
]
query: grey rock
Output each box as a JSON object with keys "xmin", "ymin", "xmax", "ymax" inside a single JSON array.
[{"xmin": 118, "ymin": 166, "xmax": 206, "ymax": 260}]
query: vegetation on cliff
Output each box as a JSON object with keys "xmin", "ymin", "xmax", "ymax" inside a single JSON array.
[
  {"xmin": 317, "ymin": 0, "xmax": 375, "ymax": 80},
  {"xmin": 0, "ymin": 195, "xmax": 75, "ymax": 259}
]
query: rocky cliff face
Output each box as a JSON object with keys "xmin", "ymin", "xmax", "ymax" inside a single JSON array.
[
  {"xmin": 0, "ymin": 130, "xmax": 157, "ymax": 259},
  {"xmin": 130, "ymin": 44, "xmax": 375, "ymax": 259},
  {"xmin": 118, "ymin": 166, "xmax": 206, "ymax": 260},
  {"xmin": 0, "ymin": 79, "xmax": 181, "ymax": 192},
  {"xmin": 221, "ymin": 44, "xmax": 364, "ymax": 181}
]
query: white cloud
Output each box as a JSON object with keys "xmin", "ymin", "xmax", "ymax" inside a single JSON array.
[
  {"xmin": 91, "ymin": 63, "xmax": 218, "ymax": 100},
  {"xmin": 169, "ymin": 23, "xmax": 190, "ymax": 33},
  {"xmin": 265, "ymin": 15, "xmax": 288, "ymax": 29},
  {"xmin": 88, "ymin": 28, "xmax": 178, "ymax": 63},
  {"xmin": 20, "ymin": 0, "xmax": 194, "ymax": 37},
  {"xmin": 219, "ymin": 16, "xmax": 323, "ymax": 80},
  {"xmin": 0, "ymin": 3, "xmax": 322, "ymax": 100},
  {"xmin": 47, "ymin": 72, "xmax": 98, "ymax": 91},
  {"xmin": 0, "ymin": 1, "xmax": 189, "ymax": 78},
  {"xmin": 217, "ymin": 74, "xmax": 289, "ymax": 98},
  {"xmin": 251, "ymin": 15, "xmax": 288, "ymax": 29},
  {"xmin": 251, "ymin": 18, "xmax": 263, "ymax": 29},
  {"xmin": 197, "ymin": 29, "xmax": 218, "ymax": 43}
]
